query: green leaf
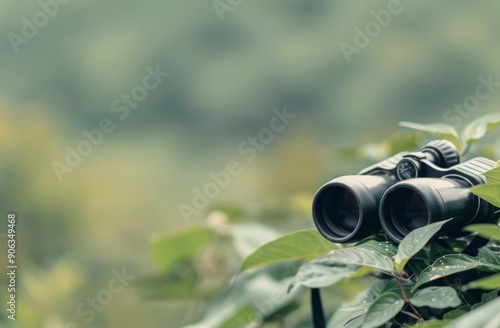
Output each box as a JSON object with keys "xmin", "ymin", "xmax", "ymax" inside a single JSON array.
[
  {"xmin": 361, "ymin": 241, "xmax": 399, "ymax": 259},
  {"xmin": 185, "ymin": 273, "xmax": 299, "ymax": 328},
  {"xmin": 264, "ymin": 301, "xmax": 301, "ymax": 323},
  {"xmin": 471, "ymin": 289, "xmax": 499, "ymax": 309},
  {"xmin": 407, "ymin": 259, "xmax": 432, "ymax": 275},
  {"xmin": 376, "ymin": 278, "xmax": 420, "ymax": 304},
  {"xmin": 367, "ymin": 280, "xmax": 396, "ymax": 299},
  {"xmin": 289, "ymin": 242, "xmax": 397, "ymax": 291},
  {"xmin": 150, "ymin": 225, "xmax": 214, "ymax": 272},
  {"xmin": 443, "ymin": 238, "xmax": 470, "ymax": 253},
  {"xmin": 395, "ymin": 220, "xmax": 451, "ymax": 272},
  {"xmin": 239, "ymin": 230, "xmax": 335, "ymax": 274},
  {"xmin": 414, "ymin": 254, "xmax": 500, "ymax": 290},
  {"xmin": 302, "ymin": 242, "xmax": 396, "ymax": 274},
  {"xmin": 410, "ymin": 287, "xmax": 462, "ymax": 309},
  {"xmin": 464, "ymin": 273, "xmax": 500, "ymax": 290},
  {"xmin": 477, "ymin": 247, "xmax": 500, "ymax": 266},
  {"xmin": 230, "ymin": 222, "xmax": 281, "ymax": 258},
  {"xmin": 219, "ymin": 305, "xmax": 256, "ymax": 328},
  {"xmin": 412, "ymin": 320, "xmax": 452, "ymax": 328},
  {"xmin": 399, "ymin": 121, "xmax": 463, "ymax": 153},
  {"xmin": 288, "ymin": 261, "xmax": 358, "ymax": 291},
  {"xmin": 429, "ymin": 241, "xmax": 454, "ymax": 260},
  {"xmin": 471, "ymin": 183, "xmax": 500, "ymax": 207},
  {"xmin": 464, "ymin": 224, "xmax": 500, "ymax": 242},
  {"xmin": 361, "ymin": 292, "xmax": 405, "ymax": 328},
  {"xmin": 482, "ymin": 166, "xmax": 500, "ymax": 184},
  {"xmin": 328, "ymin": 306, "xmax": 367, "ymax": 328},
  {"xmin": 443, "ymin": 297, "xmax": 500, "ymax": 328},
  {"xmin": 327, "ymin": 280, "xmax": 390, "ymax": 328},
  {"xmin": 443, "ymin": 305, "xmax": 471, "ymax": 320},
  {"xmin": 381, "ymin": 277, "xmax": 415, "ymax": 294},
  {"xmin": 461, "ymin": 112, "xmax": 500, "ymax": 147}
]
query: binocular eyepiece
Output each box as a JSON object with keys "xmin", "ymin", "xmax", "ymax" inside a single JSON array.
[{"xmin": 313, "ymin": 140, "xmax": 498, "ymax": 243}]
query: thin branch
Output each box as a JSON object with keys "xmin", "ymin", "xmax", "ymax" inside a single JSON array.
[
  {"xmin": 461, "ymin": 145, "xmax": 470, "ymax": 157},
  {"xmin": 398, "ymin": 276, "xmax": 424, "ymax": 323},
  {"xmin": 400, "ymin": 310, "xmax": 421, "ymax": 321}
]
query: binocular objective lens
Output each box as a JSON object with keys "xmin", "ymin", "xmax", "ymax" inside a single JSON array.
[
  {"xmin": 390, "ymin": 189, "xmax": 429, "ymax": 235},
  {"xmin": 322, "ymin": 187, "xmax": 360, "ymax": 236},
  {"xmin": 313, "ymin": 174, "xmax": 394, "ymax": 243}
]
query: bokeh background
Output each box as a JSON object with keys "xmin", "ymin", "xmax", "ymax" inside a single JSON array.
[{"xmin": 1, "ymin": 1, "xmax": 500, "ymax": 327}]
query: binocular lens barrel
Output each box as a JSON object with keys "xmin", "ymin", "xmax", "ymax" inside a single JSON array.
[
  {"xmin": 313, "ymin": 141, "xmax": 495, "ymax": 244},
  {"xmin": 318, "ymin": 187, "xmax": 359, "ymax": 236},
  {"xmin": 379, "ymin": 178, "xmax": 478, "ymax": 242},
  {"xmin": 314, "ymin": 176, "xmax": 481, "ymax": 243},
  {"xmin": 313, "ymin": 175, "xmax": 395, "ymax": 243}
]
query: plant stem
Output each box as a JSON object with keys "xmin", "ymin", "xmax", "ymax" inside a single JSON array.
[
  {"xmin": 461, "ymin": 145, "xmax": 469, "ymax": 157},
  {"xmin": 400, "ymin": 310, "xmax": 421, "ymax": 321},
  {"xmin": 397, "ymin": 276, "xmax": 424, "ymax": 323}
]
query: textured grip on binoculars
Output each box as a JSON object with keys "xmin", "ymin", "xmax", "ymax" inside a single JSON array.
[{"xmin": 456, "ymin": 157, "xmax": 495, "ymax": 178}]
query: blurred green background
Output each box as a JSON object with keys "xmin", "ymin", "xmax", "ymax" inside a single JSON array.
[{"xmin": 1, "ymin": 1, "xmax": 500, "ymax": 327}]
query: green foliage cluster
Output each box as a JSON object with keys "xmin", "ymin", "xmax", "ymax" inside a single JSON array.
[
  {"xmin": 399, "ymin": 113, "xmax": 500, "ymax": 156},
  {"xmin": 289, "ymin": 222, "xmax": 500, "ymax": 328},
  {"xmin": 145, "ymin": 115, "xmax": 500, "ymax": 328}
]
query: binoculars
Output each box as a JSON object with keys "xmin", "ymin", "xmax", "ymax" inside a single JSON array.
[{"xmin": 313, "ymin": 140, "xmax": 499, "ymax": 243}]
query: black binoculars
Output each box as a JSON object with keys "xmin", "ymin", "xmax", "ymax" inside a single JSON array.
[{"xmin": 313, "ymin": 140, "xmax": 499, "ymax": 243}]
